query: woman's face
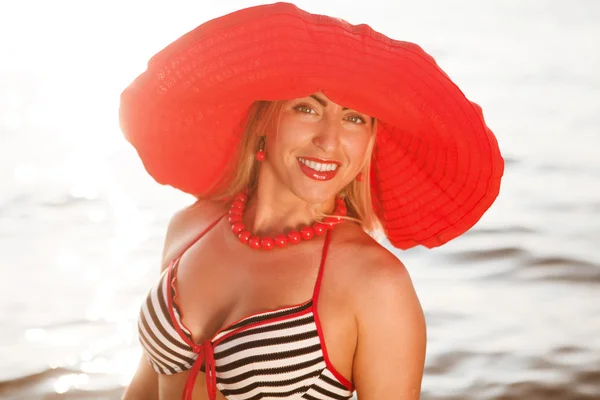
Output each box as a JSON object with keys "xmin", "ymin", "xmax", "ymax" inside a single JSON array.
[{"xmin": 264, "ymin": 92, "xmax": 374, "ymax": 205}]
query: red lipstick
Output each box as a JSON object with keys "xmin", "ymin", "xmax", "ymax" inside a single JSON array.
[{"xmin": 297, "ymin": 157, "xmax": 340, "ymax": 181}]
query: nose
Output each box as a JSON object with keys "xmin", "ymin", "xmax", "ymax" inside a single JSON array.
[{"xmin": 311, "ymin": 115, "xmax": 340, "ymax": 153}]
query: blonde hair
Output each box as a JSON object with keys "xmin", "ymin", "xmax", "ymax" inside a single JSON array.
[{"xmin": 211, "ymin": 100, "xmax": 382, "ymax": 234}]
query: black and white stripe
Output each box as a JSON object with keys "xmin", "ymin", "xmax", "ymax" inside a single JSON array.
[
  {"xmin": 138, "ymin": 268, "xmax": 196, "ymax": 373},
  {"xmin": 138, "ymin": 264, "xmax": 354, "ymax": 399}
]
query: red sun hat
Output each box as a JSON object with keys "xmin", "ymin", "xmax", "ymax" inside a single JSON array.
[{"xmin": 119, "ymin": 2, "xmax": 504, "ymax": 250}]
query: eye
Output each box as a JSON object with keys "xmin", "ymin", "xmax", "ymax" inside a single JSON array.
[
  {"xmin": 346, "ymin": 115, "xmax": 366, "ymax": 124},
  {"xmin": 293, "ymin": 104, "xmax": 316, "ymax": 114}
]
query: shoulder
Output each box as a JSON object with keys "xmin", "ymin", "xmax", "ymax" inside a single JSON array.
[
  {"xmin": 331, "ymin": 223, "xmax": 424, "ymax": 330},
  {"xmin": 332, "ymin": 225, "xmax": 426, "ymax": 397},
  {"xmin": 330, "ymin": 223, "xmax": 409, "ymax": 289},
  {"xmin": 352, "ymin": 250, "xmax": 424, "ymax": 329},
  {"xmin": 166, "ymin": 198, "xmax": 227, "ymax": 235},
  {"xmin": 160, "ymin": 198, "xmax": 228, "ymax": 270}
]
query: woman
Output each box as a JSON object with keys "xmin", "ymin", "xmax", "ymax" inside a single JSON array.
[{"xmin": 119, "ymin": 3, "xmax": 503, "ymax": 400}]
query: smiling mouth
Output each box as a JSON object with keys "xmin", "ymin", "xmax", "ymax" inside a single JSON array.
[
  {"xmin": 297, "ymin": 157, "xmax": 340, "ymax": 181},
  {"xmin": 297, "ymin": 157, "xmax": 339, "ymax": 172}
]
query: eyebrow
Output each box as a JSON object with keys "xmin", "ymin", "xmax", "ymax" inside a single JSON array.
[
  {"xmin": 310, "ymin": 94, "xmax": 349, "ymax": 111},
  {"xmin": 310, "ymin": 94, "xmax": 374, "ymax": 123}
]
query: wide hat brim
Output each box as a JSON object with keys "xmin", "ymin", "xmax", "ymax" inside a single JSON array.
[{"xmin": 119, "ymin": 2, "xmax": 504, "ymax": 249}]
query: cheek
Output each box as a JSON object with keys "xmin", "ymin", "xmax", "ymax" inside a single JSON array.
[
  {"xmin": 344, "ymin": 134, "xmax": 372, "ymax": 163},
  {"xmin": 270, "ymin": 120, "xmax": 311, "ymax": 157}
]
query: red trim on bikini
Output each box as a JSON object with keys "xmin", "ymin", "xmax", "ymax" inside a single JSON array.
[
  {"xmin": 166, "ymin": 260, "xmax": 195, "ymax": 348},
  {"xmin": 166, "ymin": 259, "xmax": 196, "ymax": 348},
  {"xmin": 213, "ymin": 305, "xmax": 313, "ymax": 345},
  {"xmin": 312, "ymin": 230, "xmax": 355, "ymax": 392},
  {"xmin": 166, "ymin": 213, "xmax": 227, "ymax": 348},
  {"xmin": 171, "ymin": 260, "xmax": 203, "ymax": 344}
]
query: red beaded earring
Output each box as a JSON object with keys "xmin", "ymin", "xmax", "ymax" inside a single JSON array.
[
  {"xmin": 255, "ymin": 136, "xmax": 266, "ymax": 161},
  {"xmin": 356, "ymin": 172, "xmax": 363, "ymax": 182}
]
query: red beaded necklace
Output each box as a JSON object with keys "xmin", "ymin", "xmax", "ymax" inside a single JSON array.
[{"xmin": 229, "ymin": 192, "xmax": 347, "ymax": 250}]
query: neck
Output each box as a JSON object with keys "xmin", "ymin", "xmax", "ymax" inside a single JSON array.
[{"xmin": 242, "ymin": 173, "xmax": 336, "ymax": 237}]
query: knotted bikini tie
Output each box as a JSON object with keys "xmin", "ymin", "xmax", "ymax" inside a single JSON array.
[{"xmin": 182, "ymin": 339, "xmax": 217, "ymax": 400}]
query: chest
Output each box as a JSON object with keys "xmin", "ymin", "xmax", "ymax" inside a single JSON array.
[{"xmin": 173, "ymin": 227, "xmax": 326, "ymax": 342}]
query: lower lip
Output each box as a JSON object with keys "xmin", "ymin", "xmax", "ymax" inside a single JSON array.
[{"xmin": 297, "ymin": 159, "xmax": 339, "ymax": 181}]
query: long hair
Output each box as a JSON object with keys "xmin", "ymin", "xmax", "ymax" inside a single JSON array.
[{"xmin": 211, "ymin": 100, "xmax": 382, "ymax": 234}]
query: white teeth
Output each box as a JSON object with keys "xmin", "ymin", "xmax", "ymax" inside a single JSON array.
[{"xmin": 299, "ymin": 158, "xmax": 338, "ymax": 172}]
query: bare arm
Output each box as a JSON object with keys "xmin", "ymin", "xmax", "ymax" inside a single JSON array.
[
  {"xmin": 121, "ymin": 354, "xmax": 159, "ymax": 400},
  {"xmin": 352, "ymin": 257, "xmax": 427, "ymax": 399}
]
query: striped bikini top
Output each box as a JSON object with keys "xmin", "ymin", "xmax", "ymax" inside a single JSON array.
[{"xmin": 137, "ymin": 214, "xmax": 355, "ymax": 400}]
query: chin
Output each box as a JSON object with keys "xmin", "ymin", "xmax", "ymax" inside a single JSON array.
[{"xmin": 290, "ymin": 182, "xmax": 343, "ymax": 206}]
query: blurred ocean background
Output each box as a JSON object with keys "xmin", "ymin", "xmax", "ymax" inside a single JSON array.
[{"xmin": 1, "ymin": 0, "xmax": 599, "ymax": 399}]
